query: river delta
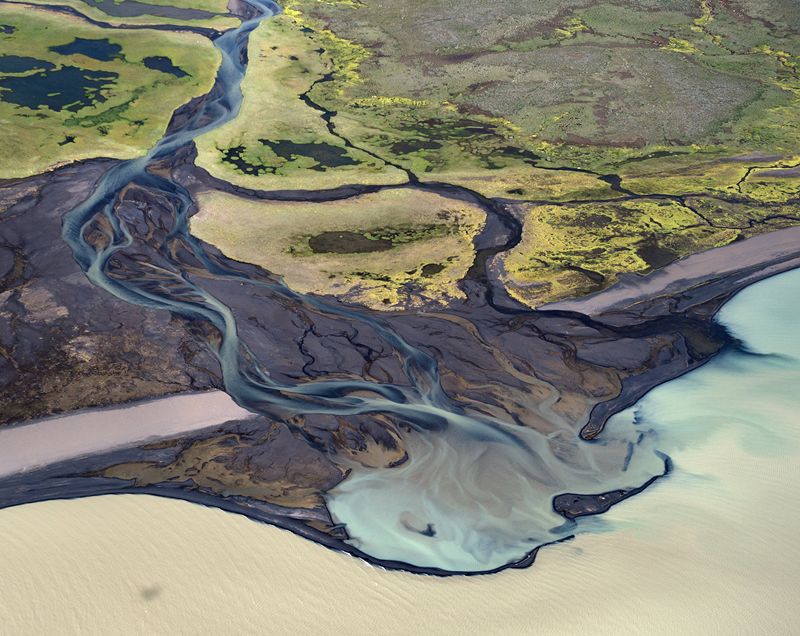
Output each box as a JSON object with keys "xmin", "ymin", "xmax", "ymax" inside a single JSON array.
[
  {"xmin": 0, "ymin": 0, "xmax": 798, "ymax": 608},
  {"xmin": 2, "ymin": 266, "xmax": 798, "ymax": 634}
]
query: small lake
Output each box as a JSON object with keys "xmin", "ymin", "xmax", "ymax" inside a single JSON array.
[
  {"xmin": 0, "ymin": 55, "xmax": 54, "ymax": 74},
  {"xmin": 0, "ymin": 65, "xmax": 117, "ymax": 112},
  {"xmin": 50, "ymin": 38, "xmax": 122, "ymax": 62},
  {"xmin": 77, "ymin": 0, "xmax": 218, "ymax": 20},
  {"xmin": 143, "ymin": 56, "xmax": 188, "ymax": 78}
]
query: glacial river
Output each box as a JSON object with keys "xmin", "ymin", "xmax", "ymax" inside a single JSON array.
[
  {"xmin": 53, "ymin": 0, "xmax": 676, "ymax": 574},
  {"xmin": 1, "ymin": 266, "xmax": 797, "ymax": 633}
]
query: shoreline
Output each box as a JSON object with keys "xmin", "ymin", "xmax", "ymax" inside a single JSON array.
[
  {"xmin": 0, "ymin": 472, "xmax": 565, "ymax": 577},
  {"xmin": 2, "ymin": 262, "xmax": 798, "ymax": 622},
  {"xmin": 565, "ymin": 225, "xmax": 800, "ymax": 440},
  {"xmin": 542, "ymin": 224, "xmax": 800, "ymax": 318},
  {"xmin": 0, "ymin": 0, "xmax": 798, "ymax": 580},
  {"xmin": 2, "ymin": 135, "xmax": 798, "ymax": 576},
  {"xmin": 0, "ymin": 224, "xmax": 796, "ymax": 576}
]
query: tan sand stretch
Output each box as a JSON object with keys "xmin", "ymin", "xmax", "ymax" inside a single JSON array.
[
  {"xmin": 0, "ymin": 391, "xmax": 255, "ymax": 478},
  {"xmin": 543, "ymin": 225, "xmax": 800, "ymax": 315}
]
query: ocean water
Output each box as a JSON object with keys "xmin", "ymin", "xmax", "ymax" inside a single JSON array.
[{"xmin": 0, "ymin": 268, "xmax": 798, "ymax": 634}]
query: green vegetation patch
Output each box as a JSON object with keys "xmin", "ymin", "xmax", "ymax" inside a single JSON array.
[
  {"xmin": 616, "ymin": 152, "xmax": 800, "ymax": 202},
  {"xmin": 190, "ymin": 188, "xmax": 486, "ymax": 310},
  {"xmin": 194, "ymin": 15, "xmax": 406, "ymax": 191},
  {"xmin": 276, "ymin": 0, "xmax": 800, "ymax": 196},
  {"xmin": 501, "ymin": 190, "xmax": 800, "ymax": 307},
  {"xmin": 739, "ymin": 165, "xmax": 800, "ymax": 203},
  {"xmin": 500, "ymin": 199, "xmax": 741, "ymax": 306},
  {"xmin": 0, "ymin": 4, "xmax": 220, "ymax": 178}
]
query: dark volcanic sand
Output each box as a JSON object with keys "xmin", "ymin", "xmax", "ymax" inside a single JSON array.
[{"xmin": 1, "ymin": 0, "xmax": 800, "ymax": 575}]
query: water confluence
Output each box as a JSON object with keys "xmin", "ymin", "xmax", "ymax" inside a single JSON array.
[
  {"xmin": 52, "ymin": 0, "xmax": 796, "ymax": 574},
  {"xmin": 1, "ymin": 267, "xmax": 797, "ymax": 634}
]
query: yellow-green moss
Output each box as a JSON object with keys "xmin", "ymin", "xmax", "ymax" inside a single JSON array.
[
  {"xmin": 500, "ymin": 199, "xmax": 739, "ymax": 306},
  {"xmin": 194, "ymin": 15, "xmax": 405, "ymax": 190},
  {"xmin": 0, "ymin": 4, "xmax": 220, "ymax": 178},
  {"xmin": 739, "ymin": 167, "xmax": 800, "ymax": 202},
  {"xmin": 191, "ymin": 188, "xmax": 486, "ymax": 310}
]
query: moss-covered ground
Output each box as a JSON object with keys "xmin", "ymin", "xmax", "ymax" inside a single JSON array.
[
  {"xmin": 6, "ymin": 0, "xmax": 800, "ymax": 307},
  {"xmin": 0, "ymin": 3, "xmax": 220, "ymax": 178},
  {"xmin": 263, "ymin": 0, "xmax": 799, "ymax": 197},
  {"xmin": 500, "ymin": 194, "xmax": 800, "ymax": 305},
  {"xmin": 193, "ymin": 0, "xmax": 795, "ymax": 306},
  {"xmin": 191, "ymin": 188, "xmax": 485, "ymax": 309},
  {"xmin": 194, "ymin": 15, "xmax": 407, "ymax": 190}
]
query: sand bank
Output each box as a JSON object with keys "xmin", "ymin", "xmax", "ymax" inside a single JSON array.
[
  {"xmin": 0, "ymin": 391, "xmax": 254, "ymax": 478},
  {"xmin": 543, "ymin": 225, "xmax": 800, "ymax": 314}
]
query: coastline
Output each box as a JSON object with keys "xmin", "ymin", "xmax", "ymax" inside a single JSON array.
[
  {"xmin": 4, "ymin": 267, "xmax": 798, "ymax": 634},
  {"xmin": 542, "ymin": 224, "xmax": 800, "ymax": 318},
  {"xmin": 550, "ymin": 225, "xmax": 800, "ymax": 441},
  {"xmin": 0, "ymin": 222, "xmax": 797, "ymax": 575},
  {"xmin": 0, "ymin": 0, "xmax": 798, "ymax": 580}
]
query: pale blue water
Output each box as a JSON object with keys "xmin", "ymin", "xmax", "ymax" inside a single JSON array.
[{"xmin": 328, "ymin": 268, "xmax": 800, "ymax": 572}]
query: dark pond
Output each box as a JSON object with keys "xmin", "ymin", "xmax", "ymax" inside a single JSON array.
[
  {"xmin": 50, "ymin": 38, "xmax": 123, "ymax": 62},
  {"xmin": 77, "ymin": 0, "xmax": 218, "ymax": 19},
  {"xmin": 0, "ymin": 56, "xmax": 54, "ymax": 74},
  {"xmin": 143, "ymin": 56, "xmax": 188, "ymax": 78},
  {"xmin": 637, "ymin": 240, "xmax": 677, "ymax": 270},
  {"xmin": 420, "ymin": 263, "xmax": 444, "ymax": 277},
  {"xmin": 564, "ymin": 264, "xmax": 605, "ymax": 285},
  {"xmin": 0, "ymin": 66, "xmax": 118, "ymax": 111},
  {"xmin": 308, "ymin": 231, "xmax": 393, "ymax": 254},
  {"xmin": 390, "ymin": 139, "xmax": 442, "ymax": 155},
  {"xmin": 221, "ymin": 145, "xmax": 273, "ymax": 176},
  {"xmin": 260, "ymin": 139, "xmax": 358, "ymax": 169}
]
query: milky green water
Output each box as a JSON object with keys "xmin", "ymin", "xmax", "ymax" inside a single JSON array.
[
  {"xmin": 0, "ymin": 269, "xmax": 798, "ymax": 634},
  {"xmin": 327, "ymin": 268, "xmax": 800, "ymax": 573}
]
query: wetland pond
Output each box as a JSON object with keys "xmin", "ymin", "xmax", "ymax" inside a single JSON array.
[
  {"xmin": 0, "ymin": 65, "xmax": 117, "ymax": 111},
  {"xmin": 76, "ymin": 0, "xmax": 218, "ymax": 19}
]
